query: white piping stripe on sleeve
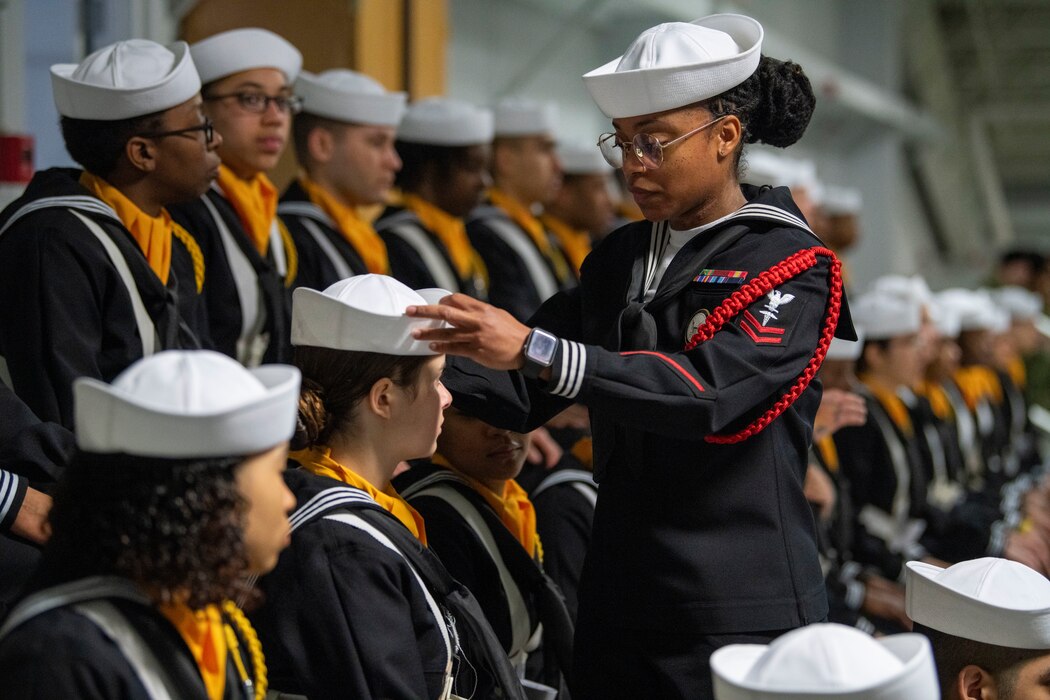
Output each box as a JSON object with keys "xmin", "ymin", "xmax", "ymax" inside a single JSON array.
[
  {"xmin": 568, "ymin": 342, "xmax": 587, "ymax": 398},
  {"xmin": 551, "ymin": 339, "xmax": 572, "ymax": 396},
  {"xmin": 0, "ymin": 469, "xmax": 18, "ymax": 523},
  {"xmin": 565, "ymin": 341, "xmax": 580, "ymax": 397},
  {"xmin": 551, "ymin": 340, "xmax": 586, "ymax": 400}
]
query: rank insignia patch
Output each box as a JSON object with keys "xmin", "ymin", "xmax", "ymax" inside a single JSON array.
[
  {"xmin": 693, "ymin": 269, "xmax": 748, "ymax": 284},
  {"xmin": 740, "ymin": 310, "xmax": 786, "ymax": 344}
]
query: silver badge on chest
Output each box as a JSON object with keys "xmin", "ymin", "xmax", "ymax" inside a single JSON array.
[{"xmin": 685, "ymin": 308, "xmax": 710, "ymax": 343}]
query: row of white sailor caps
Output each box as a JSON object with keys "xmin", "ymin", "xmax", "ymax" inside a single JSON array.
[
  {"xmin": 849, "ymin": 274, "xmax": 1049, "ymax": 342},
  {"xmin": 76, "ymin": 274, "xmax": 450, "ymax": 457},
  {"xmin": 711, "ymin": 556, "xmax": 1050, "ymax": 698},
  {"xmin": 49, "ymin": 27, "xmax": 302, "ymax": 120}
]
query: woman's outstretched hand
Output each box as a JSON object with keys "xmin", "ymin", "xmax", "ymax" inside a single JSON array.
[{"xmin": 407, "ymin": 293, "xmax": 532, "ymax": 370}]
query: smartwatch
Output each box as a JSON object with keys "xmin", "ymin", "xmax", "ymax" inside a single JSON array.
[{"xmin": 521, "ymin": 328, "xmax": 559, "ymax": 379}]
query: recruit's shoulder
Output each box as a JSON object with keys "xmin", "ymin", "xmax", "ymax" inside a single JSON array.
[
  {"xmin": 282, "ymin": 468, "xmax": 413, "ymax": 562},
  {"xmin": 0, "ymin": 604, "xmax": 149, "ymax": 698},
  {"xmin": 0, "ymin": 169, "xmax": 109, "ymax": 247}
]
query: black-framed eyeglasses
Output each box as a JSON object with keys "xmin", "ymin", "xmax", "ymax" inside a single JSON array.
[
  {"xmin": 138, "ymin": 118, "xmax": 215, "ymax": 145},
  {"xmin": 205, "ymin": 91, "xmax": 303, "ymax": 115},
  {"xmin": 597, "ymin": 115, "xmax": 727, "ymax": 170}
]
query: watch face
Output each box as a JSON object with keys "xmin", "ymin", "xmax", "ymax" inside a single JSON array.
[{"xmin": 529, "ymin": 331, "xmax": 558, "ymax": 365}]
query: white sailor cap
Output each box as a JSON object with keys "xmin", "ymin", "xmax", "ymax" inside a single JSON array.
[
  {"xmin": 992, "ymin": 285, "xmax": 1045, "ymax": 322},
  {"xmin": 557, "ymin": 144, "xmax": 612, "ymax": 175},
  {"xmin": 291, "ymin": 274, "xmax": 451, "ymax": 355},
  {"xmin": 936, "ymin": 289, "xmax": 1008, "ymax": 333},
  {"xmin": 584, "ymin": 14, "xmax": 763, "ymax": 119},
  {"xmin": 51, "ymin": 39, "xmax": 201, "ymax": 120},
  {"xmin": 190, "ymin": 28, "xmax": 302, "ymax": 85},
  {"xmin": 742, "ymin": 149, "xmax": 792, "ymax": 188},
  {"xmin": 928, "ymin": 297, "xmax": 962, "ymax": 339},
  {"xmin": 851, "ymin": 291, "xmax": 922, "ymax": 340},
  {"xmin": 711, "ymin": 623, "xmax": 938, "ymax": 700},
  {"xmin": 74, "ymin": 350, "xmax": 300, "ymax": 458},
  {"xmin": 826, "ymin": 326, "xmax": 865, "ymax": 361},
  {"xmin": 906, "ymin": 558, "xmax": 1050, "ymax": 650},
  {"xmin": 823, "ymin": 186, "xmax": 864, "ymax": 216},
  {"xmin": 787, "ymin": 158, "xmax": 824, "ymax": 205},
  {"xmin": 296, "ymin": 69, "xmax": 406, "ymax": 127},
  {"xmin": 493, "ymin": 97, "xmax": 558, "ymax": 138},
  {"xmin": 397, "ymin": 97, "xmax": 494, "ymax": 146},
  {"xmin": 871, "ymin": 275, "xmax": 934, "ymax": 308}
]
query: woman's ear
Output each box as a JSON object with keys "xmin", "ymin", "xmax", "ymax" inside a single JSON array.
[
  {"xmin": 716, "ymin": 114, "xmax": 743, "ymax": 159},
  {"xmin": 367, "ymin": 377, "xmax": 395, "ymax": 420}
]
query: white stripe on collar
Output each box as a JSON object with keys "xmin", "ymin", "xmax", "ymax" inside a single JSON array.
[
  {"xmin": 277, "ymin": 200, "xmax": 337, "ymax": 228},
  {"xmin": 290, "ymin": 485, "xmax": 379, "ymax": 532},
  {"xmin": 0, "ymin": 195, "xmax": 121, "ymax": 238}
]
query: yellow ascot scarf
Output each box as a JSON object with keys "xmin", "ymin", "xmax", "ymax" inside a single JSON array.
[
  {"xmin": 570, "ymin": 436, "xmax": 593, "ymax": 471},
  {"xmin": 159, "ymin": 603, "xmax": 227, "ymax": 700},
  {"xmin": 433, "ymin": 454, "xmax": 543, "ymax": 561},
  {"xmin": 917, "ymin": 381, "xmax": 954, "ymax": 422},
  {"xmin": 299, "ymin": 175, "xmax": 389, "ymax": 274},
  {"xmin": 1007, "ymin": 355, "xmax": 1027, "ymax": 389},
  {"xmin": 859, "ymin": 376, "xmax": 914, "ymax": 438},
  {"xmin": 815, "ymin": 434, "xmax": 839, "ymax": 473},
  {"xmin": 401, "ymin": 193, "xmax": 487, "ymax": 285},
  {"xmin": 292, "ymin": 445, "xmax": 427, "ymax": 544},
  {"xmin": 79, "ymin": 172, "xmax": 173, "ymax": 285},
  {"xmin": 488, "ymin": 188, "xmax": 572, "ymax": 285},
  {"xmin": 954, "ymin": 365, "xmax": 1004, "ymax": 410},
  {"xmin": 540, "ymin": 213, "xmax": 590, "ymax": 278},
  {"xmin": 216, "ymin": 165, "xmax": 278, "ymax": 256}
]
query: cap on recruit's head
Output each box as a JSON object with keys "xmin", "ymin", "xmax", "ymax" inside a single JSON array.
[
  {"xmin": 291, "ymin": 274, "xmax": 451, "ymax": 356},
  {"xmin": 557, "ymin": 144, "xmax": 613, "ymax": 176},
  {"xmin": 906, "ymin": 557, "xmax": 1050, "ymax": 650},
  {"xmin": 851, "ymin": 290, "xmax": 923, "ymax": 341},
  {"xmin": 190, "ymin": 27, "xmax": 302, "ymax": 84},
  {"xmin": 74, "ymin": 350, "xmax": 301, "ymax": 459},
  {"xmin": 711, "ymin": 623, "xmax": 939, "ymax": 699},
  {"xmin": 296, "ymin": 69, "xmax": 406, "ymax": 126},
  {"xmin": 493, "ymin": 97, "xmax": 558, "ymax": 138},
  {"xmin": 397, "ymin": 97, "xmax": 494, "ymax": 146},
  {"xmin": 583, "ymin": 14, "xmax": 763, "ymax": 119},
  {"xmin": 51, "ymin": 39, "xmax": 201, "ymax": 120}
]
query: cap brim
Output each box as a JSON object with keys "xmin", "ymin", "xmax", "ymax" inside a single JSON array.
[{"xmin": 74, "ymin": 365, "xmax": 301, "ymax": 458}]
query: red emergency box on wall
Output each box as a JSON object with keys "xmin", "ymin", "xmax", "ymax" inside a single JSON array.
[{"xmin": 0, "ymin": 134, "xmax": 34, "ymax": 184}]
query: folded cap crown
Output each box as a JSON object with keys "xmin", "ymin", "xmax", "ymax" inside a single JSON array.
[{"xmin": 51, "ymin": 39, "xmax": 201, "ymax": 120}]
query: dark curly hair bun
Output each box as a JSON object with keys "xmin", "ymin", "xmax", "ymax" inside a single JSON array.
[
  {"xmin": 747, "ymin": 56, "xmax": 815, "ymax": 148},
  {"xmin": 293, "ymin": 378, "xmax": 330, "ymax": 450}
]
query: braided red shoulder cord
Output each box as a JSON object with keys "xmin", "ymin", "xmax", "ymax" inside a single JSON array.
[{"xmin": 682, "ymin": 246, "xmax": 843, "ymax": 445}]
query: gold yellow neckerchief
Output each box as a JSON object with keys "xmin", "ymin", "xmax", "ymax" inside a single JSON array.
[
  {"xmin": 815, "ymin": 434, "xmax": 839, "ymax": 473},
  {"xmin": 954, "ymin": 365, "xmax": 1004, "ymax": 410},
  {"xmin": 859, "ymin": 375, "xmax": 914, "ymax": 437},
  {"xmin": 401, "ymin": 192, "xmax": 487, "ymax": 285},
  {"xmin": 487, "ymin": 188, "xmax": 571, "ymax": 284},
  {"xmin": 79, "ymin": 171, "xmax": 174, "ymax": 285},
  {"xmin": 292, "ymin": 445, "xmax": 427, "ymax": 544},
  {"xmin": 916, "ymin": 381, "xmax": 954, "ymax": 422},
  {"xmin": 1007, "ymin": 355, "xmax": 1027, "ymax": 389},
  {"xmin": 299, "ymin": 175, "xmax": 389, "ymax": 274},
  {"xmin": 216, "ymin": 165, "xmax": 278, "ymax": 256},
  {"xmin": 433, "ymin": 454, "xmax": 542, "ymax": 562},
  {"xmin": 540, "ymin": 213, "xmax": 590, "ymax": 278},
  {"xmin": 158, "ymin": 602, "xmax": 227, "ymax": 700}
]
